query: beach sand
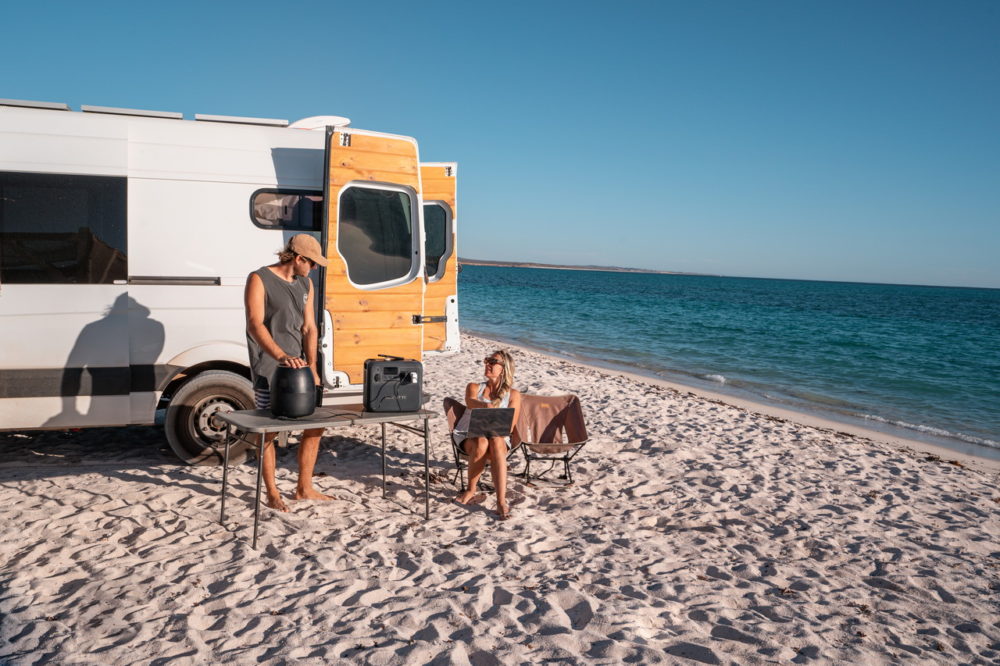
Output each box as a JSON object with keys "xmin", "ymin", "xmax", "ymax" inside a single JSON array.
[{"xmin": 2, "ymin": 333, "xmax": 999, "ymax": 664}]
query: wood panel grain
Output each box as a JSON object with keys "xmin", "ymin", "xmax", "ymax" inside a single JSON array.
[{"xmin": 324, "ymin": 131, "xmax": 424, "ymax": 384}]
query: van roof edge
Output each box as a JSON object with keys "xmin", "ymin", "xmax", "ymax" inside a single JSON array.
[
  {"xmin": 82, "ymin": 105, "xmax": 183, "ymax": 119},
  {"xmin": 195, "ymin": 114, "xmax": 289, "ymax": 127},
  {"xmin": 0, "ymin": 98, "xmax": 71, "ymax": 111}
]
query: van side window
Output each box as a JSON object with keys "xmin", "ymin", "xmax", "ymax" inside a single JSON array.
[
  {"xmin": 423, "ymin": 202, "xmax": 452, "ymax": 281},
  {"xmin": 250, "ymin": 190, "xmax": 323, "ymax": 231},
  {"xmin": 338, "ymin": 186, "xmax": 415, "ymax": 287},
  {"xmin": 0, "ymin": 171, "xmax": 127, "ymax": 284}
]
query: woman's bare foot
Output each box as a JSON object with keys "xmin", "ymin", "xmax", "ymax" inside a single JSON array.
[
  {"xmin": 496, "ymin": 501, "xmax": 511, "ymax": 521},
  {"xmin": 294, "ymin": 488, "xmax": 334, "ymax": 501},
  {"xmin": 266, "ymin": 493, "xmax": 289, "ymax": 512},
  {"xmin": 454, "ymin": 490, "xmax": 486, "ymax": 505}
]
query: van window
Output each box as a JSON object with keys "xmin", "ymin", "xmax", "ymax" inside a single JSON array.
[
  {"xmin": 0, "ymin": 171, "xmax": 127, "ymax": 284},
  {"xmin": 250, "ymin": 190, "xmax": 323, "ymax": 231},
  {"xmin": 338, "ymin": 185, "xmax": 415, "ymax": 287},
  {"xmin": 423, "ymin": 202, "xmax": 452, "ymax": 281}
]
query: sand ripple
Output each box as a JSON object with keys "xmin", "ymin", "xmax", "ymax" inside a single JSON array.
[{"xmin": 1, "ymin": 334, "xmax": 999, "ymax": 663}]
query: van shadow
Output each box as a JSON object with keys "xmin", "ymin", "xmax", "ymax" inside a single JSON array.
[
  {"xmin": 0, "ymin": 427, "xmax": 457, "ymax": 504},
  {"xmin": 0, "ymin": 426, "xmax": 179, "ymax": 482}
]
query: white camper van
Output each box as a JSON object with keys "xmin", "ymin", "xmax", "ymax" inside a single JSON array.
[{"xmin": 0, "ymin": 99, "xmax": 459, "ymax": 464}]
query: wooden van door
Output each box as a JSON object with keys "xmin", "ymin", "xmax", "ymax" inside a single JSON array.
[
  {"xmin": 323, "ymin": 129, "xmax": 425, "ymax": 386},
  {"xmin": 420, "ymin": 163, "xmax": 459, "ymax": 353}
]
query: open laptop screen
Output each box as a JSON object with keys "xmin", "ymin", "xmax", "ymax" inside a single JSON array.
[{"xmin": 465, "ymin": 408, "xmax": 515, "ymax": 438}]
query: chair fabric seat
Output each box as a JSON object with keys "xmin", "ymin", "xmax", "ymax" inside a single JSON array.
[
  {"xmin": 525, "ymin": 442, "xmax": 577, "ymax": 455},
  {"xmin": 514, "ymin": 394, "xmax": 589, "ymax": 485}
]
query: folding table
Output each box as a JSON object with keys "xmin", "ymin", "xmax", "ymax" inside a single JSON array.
[{"xmin": 216, "ymin": 405, "xmax": 436, "ymax": 548}]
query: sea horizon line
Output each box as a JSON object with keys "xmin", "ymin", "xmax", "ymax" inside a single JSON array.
[{"xmin": 458, "ymin": 258, "xmax": 999, "ymax": 291}]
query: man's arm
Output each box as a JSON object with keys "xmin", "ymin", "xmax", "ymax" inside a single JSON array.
[
  {"xmin": 301, "ymin": 280, "xmax": 320, "ymax": 384},
  {"xmin": 245, "ymin": 273, "xmax": 305, "ymax": 368}
]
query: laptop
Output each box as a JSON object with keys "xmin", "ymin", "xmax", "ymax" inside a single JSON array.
[{"xmin": 465, "ymin": 408, "xmax": 515, "ymax": 438}]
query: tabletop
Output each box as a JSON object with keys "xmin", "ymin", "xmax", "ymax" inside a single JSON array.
[{"xmin": 215, "ymin": 405, "xmax": 437, "ymax": 434}]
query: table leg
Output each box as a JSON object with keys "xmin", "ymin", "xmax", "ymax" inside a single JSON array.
[
  {"xmin": 381, "ymin": 422, "xmax": 387, "ymax": 498},
  {"xmin": 253, "ymin": 432, "xmax": 264, "ymax": 550},
  {"xmin": 220, "ymin": 424, "xmax": 231, "ymax": 525},
  {"xmin": 424, "ymin": 418, "xmax": 430, "ymax": 520}
]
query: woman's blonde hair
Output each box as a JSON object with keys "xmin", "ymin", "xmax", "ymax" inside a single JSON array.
[{"xmin": 489, "ymin": 349, "xmax": 515, "ymax": 407}]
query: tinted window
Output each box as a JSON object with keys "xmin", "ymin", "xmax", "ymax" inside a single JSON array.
[
  {"xmin": 338, "ymin": 186, "xmax": 413, "ymax": 286},
  {"xmin": 251, "ymin": 190, "xmax": 322, "ymax": 231},
  {"xmin": 0, "ymin": 171, "xmax": 126, "ymax": 284},
  {"xmin": 423, "ymin": 203, "xmax": 450, "ymax": 279}
]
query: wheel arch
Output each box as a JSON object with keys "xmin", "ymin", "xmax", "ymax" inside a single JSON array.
[{"xmin": 156, "ymin": 343, "xmax": 252, "ymax": 408}]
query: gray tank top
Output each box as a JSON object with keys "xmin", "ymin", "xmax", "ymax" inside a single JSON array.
[{"xmin": 247, "ymin": 266, "xmax": 310, "ymax": 390}]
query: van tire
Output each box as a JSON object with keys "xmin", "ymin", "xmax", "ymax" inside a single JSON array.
[{"xmin": 165, "ymin": 370, "xmax": 255, "ymax": 466}]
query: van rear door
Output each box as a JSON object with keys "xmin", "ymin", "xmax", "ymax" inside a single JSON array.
[
  {"xmin": 419, "ymin": 162, "xmax": 459, "ymax": 353},
  {"xmin": 321, "ymin": 129, "xmax": 425, "ymax": 387}
]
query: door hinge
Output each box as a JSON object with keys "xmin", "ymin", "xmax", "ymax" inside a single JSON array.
[{"xmin": 412, "ymin": 315, "xmax": 448, "ymax": 324}]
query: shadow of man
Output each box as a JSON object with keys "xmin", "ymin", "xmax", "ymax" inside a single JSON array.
[{"xmin": 43, "ymin": 294, "xmax": 164, "ymax": 428}]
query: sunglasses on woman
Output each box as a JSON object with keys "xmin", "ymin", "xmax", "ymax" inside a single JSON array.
[{"xmin": 483, "ymin": 357, "xmax": 503, "ymax": 366}]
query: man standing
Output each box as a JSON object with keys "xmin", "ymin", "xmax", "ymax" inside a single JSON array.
[{"xmin": 244, "ymin": 234, "xmax": 330, "ymax": 511}]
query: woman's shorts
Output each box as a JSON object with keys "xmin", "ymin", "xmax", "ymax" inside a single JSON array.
[{"xmin": 453, "ymin": 431, "xmax": 512, "ymax": 451}]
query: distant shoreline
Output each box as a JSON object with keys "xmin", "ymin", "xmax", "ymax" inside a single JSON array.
[
  {"xmin": 459, "ymin": 260, "xmax": 998, "ymax": 289},
  {"xmin": 458, "ymin": 258, "xmax": 707, "ymax": 276}
]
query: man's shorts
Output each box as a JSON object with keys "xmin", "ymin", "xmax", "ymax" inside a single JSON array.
[{"xmin": 254, "ymin": 387, "xmax": 271, "ymax": 411}]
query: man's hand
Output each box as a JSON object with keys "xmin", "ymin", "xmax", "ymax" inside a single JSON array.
[{"xmin": 280, "ymin": 355, "xmax": 307, "ymax": 368}]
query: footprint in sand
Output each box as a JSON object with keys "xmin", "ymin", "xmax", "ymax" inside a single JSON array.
[
  {"xmin": 664, "ymin": 641, "xmax": 722, "ymax": 665},
  {"xmin": 550, "ymin": 589, "xmax": 595, "ymax": 631}
]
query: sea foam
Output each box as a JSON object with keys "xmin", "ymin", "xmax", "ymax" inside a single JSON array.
[{"xmin": 863, "ymin": 414, "xmax": 1000, "ymax": 450}]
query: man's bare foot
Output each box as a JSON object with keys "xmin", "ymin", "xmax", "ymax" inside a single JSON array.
[
  {"xmin": 294, "ymin": 488, "xmax": 334, "ymax": 501},
  {"xmin": 266, "ymin": 494, "xmax": 289, "ymax": 512},
  {"xmin": 454, "ymin": 490, "xmax": 486, "ymax": 505}
]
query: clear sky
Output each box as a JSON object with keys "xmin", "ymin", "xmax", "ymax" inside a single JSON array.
[{"xmin": 3, "ymin": 0, "xmax": 998, "ymax": 288}]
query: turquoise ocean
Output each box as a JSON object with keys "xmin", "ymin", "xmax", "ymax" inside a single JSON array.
[{"xmin": 458, "ymin": 265, "xmax": 1000, "ymax": 459}]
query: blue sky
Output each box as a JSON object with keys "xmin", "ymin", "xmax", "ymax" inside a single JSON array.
[{"xmin": 3, "ymin": 0, "xmax": 998, "ymax": 288}]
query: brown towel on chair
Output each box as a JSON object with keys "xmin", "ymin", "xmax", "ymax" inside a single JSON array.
[{"xmin": 515, "ymin": 394, "xmax": 588, "ymax": 454}]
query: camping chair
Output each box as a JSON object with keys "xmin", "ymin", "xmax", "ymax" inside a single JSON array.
[
  {"xmin": 443, "ymin": 397, "xmax": 521, "ymax": 490},
  {"xmin": 516, "ymin": 394, "xmax": 589, "ymax": 486}
]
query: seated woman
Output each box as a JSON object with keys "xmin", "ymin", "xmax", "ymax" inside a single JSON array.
[{"xmin": 454, "ymin": 350, "xmax": 522, "ymax": 520}]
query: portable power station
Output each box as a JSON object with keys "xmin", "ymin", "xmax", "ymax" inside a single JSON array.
[{"xmin": 363, "ymin": 356, "xmax": 423, "ymax": 412}]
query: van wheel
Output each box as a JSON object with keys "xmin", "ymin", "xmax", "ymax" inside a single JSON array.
[{"xmin": 165, "ymin": 370, "xmax": 255, "ymax": 466}]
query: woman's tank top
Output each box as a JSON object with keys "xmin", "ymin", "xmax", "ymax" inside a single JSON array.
[
  {"xmin": 477, "ymin": 382, "xmax": 510, "ymax": 407},
  {"xmin": 246, "ymin": 266, "xmax": 310, "ymax": 390}
]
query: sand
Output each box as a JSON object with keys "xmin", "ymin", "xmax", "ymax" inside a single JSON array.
[{"xmin": 1, "ymin": 333, "xmax": 999, "ymax": 664}]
